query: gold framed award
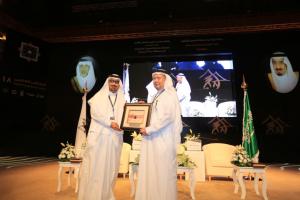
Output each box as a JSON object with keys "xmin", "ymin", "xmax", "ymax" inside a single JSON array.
[{"xmin": 121, "ymin": 103, "xmax": 152, "ymax": 131}]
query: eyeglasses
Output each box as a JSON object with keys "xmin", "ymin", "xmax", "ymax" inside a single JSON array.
[{"xmin": 108, "ymin": 79, "xmax": 120, "ymax": 84}]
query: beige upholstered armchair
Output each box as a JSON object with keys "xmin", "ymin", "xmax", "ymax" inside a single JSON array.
[
  {"xmin": 119, "ymin": 143, "xmax": 131, "ymax": 178},
  {"xmin": 202, "ymin": 143, "xmax": 235, "ymax": 181}
]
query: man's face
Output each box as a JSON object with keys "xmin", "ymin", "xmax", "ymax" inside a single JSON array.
[
  {"xmin": 152, "ymin": 73, "xmax": 166, "ymax": 91},
  {"xmin": 108, "ymin": 78, "xmax": 120, "ymax": 93},
  {"xmin": 79, "ymin": 63, "xmax": 90, "ymax": 78},
  {"xmin": 272, "ymin": 57, "xmax": 287, "ymax": 76}
]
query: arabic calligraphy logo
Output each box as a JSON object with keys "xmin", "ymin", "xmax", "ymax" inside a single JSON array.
[
  {"xmin": 262, "ymin": 115, "xmax": 289, "ymax": 135},
  {"xmin": 41, "ymin": 115, "xmax": 60, "ymax": 132},
  {"xmin": 199, "ymin": 69, "xmax": 229, "ymax": 89},
  {"xmin": 208, "ymin": 117, "xmax": 233, "ymax": 135}
]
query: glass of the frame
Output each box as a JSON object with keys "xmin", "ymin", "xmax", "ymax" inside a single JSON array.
[{"xmin": 121, "ymin": 103, "xmax": 152, "ymax": 131}]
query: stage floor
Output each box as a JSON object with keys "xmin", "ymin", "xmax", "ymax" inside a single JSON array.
[{"xmin": 0, "ymin": 158, "xmax": 299, "ymax": 200}]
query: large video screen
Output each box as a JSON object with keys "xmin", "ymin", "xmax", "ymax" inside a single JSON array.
[{"xmin": 123, "ymin": 59, "xmax": 237, "ymax": 117}]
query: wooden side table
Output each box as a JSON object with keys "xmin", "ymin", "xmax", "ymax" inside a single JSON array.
[
  {"xmin": 57, "ymin": 162, "xmax": 81, "ymax": 193},
  {"xmin": 185, "ymin": 150, "xmax": 206, "ymax": 182},
  {"xmin": 129, "ymin": 164, "xmax": 196, "ymax": 199},
  {"xmin": 177, "ymin": 166, "xmax": 196, "ymax": 200},
  {"xmin": 232, "ymin": 165, "xmax": 268, "ymax": 200},
  {"xmin": 128, "ymin": 164, "xmax": 138, "ymax": 197}
]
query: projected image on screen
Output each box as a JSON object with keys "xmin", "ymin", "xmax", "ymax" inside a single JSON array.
[{"xmin": 122, "ymin": 59, "xmax": 237, "ymax": 117}]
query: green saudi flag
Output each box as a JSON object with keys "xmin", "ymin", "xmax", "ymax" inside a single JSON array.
[{"xmin": 242, "ymin": 89, "xmax": 259, "ymax": 163}]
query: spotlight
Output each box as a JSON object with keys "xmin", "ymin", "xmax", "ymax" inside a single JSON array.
[{"xmin": 0, "ymin": 32, "xmax": 7, "ymax": 41}]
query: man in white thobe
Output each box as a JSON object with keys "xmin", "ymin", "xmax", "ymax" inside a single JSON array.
[
  {"xmin": 78, "ymin": 74, "xmax": 125, "ymax": 200},
  {"xmin": 71, "ymin": 56, "xmax": 97, "ymax": 93},
  {"xmin": 176, "ymin": 73, "xmax": 191, "ymax": 117},
  {"xmin": 135, "ymin": 69, "xmax": 183, "ymax": 200}
]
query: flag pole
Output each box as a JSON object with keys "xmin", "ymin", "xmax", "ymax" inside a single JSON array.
[
  {"xmin": 74, "ymin": 86, "xmax": 88, "ymax": 159},
  {"xmin": 241, "ymin": 74, "xmax": 247, "ymax": 90},
  {"xmin": 241, "ymin": 74, "xmax": 259, "ymax": 163}
]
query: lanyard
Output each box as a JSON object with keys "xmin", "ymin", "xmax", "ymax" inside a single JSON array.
[
  {"xmin": 108, "ymin": 94, "xmax": 118, "ymax": 119},
  {"xmin": 151, "ymin": 89, "xmax": 165, "ymax": 104}
]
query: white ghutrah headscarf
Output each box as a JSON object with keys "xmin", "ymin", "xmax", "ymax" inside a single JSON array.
[
  {"xmin": 146, "ymin": 81, "xmax": 156, "ymax": 103},
  {"xmin": 88, "ymin": 74, "xmax": 125, "ymax": 124},
  {"xmin": 269, "ymin": 52, "xmax": 299, "ymax": 93}
]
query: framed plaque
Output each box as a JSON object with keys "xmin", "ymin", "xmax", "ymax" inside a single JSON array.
[{"xmin": 121, "ymin": 103, "xmax": 152, "ymax": 131}]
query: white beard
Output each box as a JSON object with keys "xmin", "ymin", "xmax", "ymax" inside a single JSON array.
[{"xmin": 271, "ymin": 73, "xmax": 298, "ymax": 93}]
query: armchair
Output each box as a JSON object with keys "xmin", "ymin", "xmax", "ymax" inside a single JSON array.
[
  {"xmin": 119, "ymin": 142, "xmax": 131, "ymax": 178},
  {"xmin": 202, "ymin": 143, "xmax": 235, "ymax": 181}
]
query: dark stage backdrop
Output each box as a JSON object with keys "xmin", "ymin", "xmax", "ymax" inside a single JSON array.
[
  {"xmin": 0, "ymin": 29, "xmax": 49, "ymax": 155},
  {"xmin": 0, "ymin": 28, "xmax": 299, "ymax": 163}
]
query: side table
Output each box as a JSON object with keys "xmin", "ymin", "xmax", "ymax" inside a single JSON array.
[
  {"xmin": 57, "ymin": 162, "xmax": 81, "ymax": 193},
  {"xmin": 129, "ymin": 164, "xmax": 196, "ymax": 199},
  {"xmin": 232, "ymin": 165, "xmax": 268, "ymax": 200}
]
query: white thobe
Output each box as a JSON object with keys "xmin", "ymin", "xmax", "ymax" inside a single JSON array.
[
  {"xmin": 135, "ymin": 90, "xmax": 182, "ymax": 200},
  {"xmin": 176, "ymin": 83, "xmax": 191, "ymax": 117},
  {"xmin": 78, "ymin": 91, "xmax": 124, "ymax": 200}
]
